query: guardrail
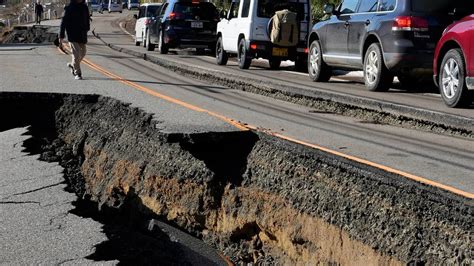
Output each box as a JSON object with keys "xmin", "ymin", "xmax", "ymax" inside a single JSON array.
[{"xmin": 1, "ymin": 7, "xmax": 62, "ymax": 28}]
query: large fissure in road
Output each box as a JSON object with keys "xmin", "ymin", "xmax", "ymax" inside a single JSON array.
[{"xmin": 1, "ymin": 92, "xmax": 471, "ymax": 264}]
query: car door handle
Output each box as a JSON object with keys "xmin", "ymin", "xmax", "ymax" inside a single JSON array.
[{"xmin": 365, "ymin": 20, "xmax": 371, "ymax": 26}]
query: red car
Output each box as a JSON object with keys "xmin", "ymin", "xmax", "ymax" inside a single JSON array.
[{"xmin": 434, "ymin": 15, "xmax": 474, "ymax": 108}]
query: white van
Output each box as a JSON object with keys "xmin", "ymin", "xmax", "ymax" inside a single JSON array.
[
  {"xmin": 108, "ymin": 0, "xmax": 122, "ymax": 13},
  {"xmin": 133, "ymin": 3, "xmax": 162, "ymax": 47},
  {"xmin": 216, "ymin": 0, "xmax": 310, "ymax": 70}
]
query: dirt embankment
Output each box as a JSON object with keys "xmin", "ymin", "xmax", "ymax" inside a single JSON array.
[{"xmin": 1, "ymin": 92, "xmax": 471, "ymax": 264}]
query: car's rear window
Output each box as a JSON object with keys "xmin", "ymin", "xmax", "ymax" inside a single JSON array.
[
  {"xmin": 412, "ymin": 0, "xmax": 474, "ymax": 14},
  {"xmin": 257, "ymin": 0, "xmax": 306, "ymax": 20},
  {"xmin": 173, "ymin": 2, "xmax": 218, "ymax": 20}
]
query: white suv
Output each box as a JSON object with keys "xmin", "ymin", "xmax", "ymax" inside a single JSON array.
[
  {"xmin": 134, "ymin": 3, "xmax": 162, "ymax": 47},
  {"xmin": 216, "ymin": 0, "xmax": 310, "ymax": 70}
]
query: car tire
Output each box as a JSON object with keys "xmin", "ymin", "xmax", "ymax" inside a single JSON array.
[
  {"xmin": 269, "ymin": 58, "xmax": 281, "ymax": 70},
  {"xmin": 364, "ymin": 43, "xmax": 393, "ymax": 92},
  {"xmin": 308, "ymin": 40, "xmax": 331, "ymax": 82},
  {"xmin": 146, "ymin": 31, "xmax": 155, "ymax": 51},
  {"xmin": 143, "ymin": 30, "xmax": 147, "ymax": 48},
  {"xmin": 238, "ymin": 38, "xmax": 252, "ymax": 69},
  {"xmin": 216, "ymin": 37, "xmax": 228, "ymax": 65},
  {"xmin": 439, "ymin": 48, "xmax": 471, "ymax": 108},
  {"xmin": 157, "ymin": 30, "xmax": 168, "ymax": 54}
]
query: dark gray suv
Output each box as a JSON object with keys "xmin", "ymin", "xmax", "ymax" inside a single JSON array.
[{"xmin": 308, "ymin": 0, "xmax": 473, "ymax": 91}]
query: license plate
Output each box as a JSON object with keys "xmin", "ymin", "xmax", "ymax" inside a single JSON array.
[
  {"xmin": 272, "ymin": 47, "xmax": 288, "ymax": 57},
  {"xmin": 191, "ymin": 21, "xmax": 203, "ymax": 28}
]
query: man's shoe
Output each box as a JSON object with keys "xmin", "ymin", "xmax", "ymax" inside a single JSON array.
[
  {"xmin": 75, "ymin": 75, "xmax": 83, "ymax": 80},
  {"xmin": 67, "ymin": 63, "xmax": 74, "ymax": 75}
]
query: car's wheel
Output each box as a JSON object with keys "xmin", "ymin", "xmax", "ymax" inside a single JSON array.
[
  {"xmin": 216, "ymin": 37, "xmax": 228, "ymax": 65},
  {"xmin": 146, "ymin": 31, "xmax": 155, "ymax": 51},
  {"xmin": 268, "ymin": 58, "xmax": 281, "ymax": 70},
  {"xmin": 157, "ymin": 30, "xmax": 168, "ymax": 54},
  {"xmin": 135, "ymin": 34, "xmax": 140, "ymax": 46},
  {"xmin": 308, "ymin": 40, "xmax": 331, "ymax": 82},
  {"xmin": 143, "ymin": 30, "xmax": 147, "ymax": 48},
  {"xmin": 238, "ymin": 38, "xmax": 252, "ymax": 69},
  {"xmin": 364, "ymin": 43, "xmax": 393, "ymax": 91},
  {"xmin": 439, "ymin": 48, "xmax": 471, "ymax": 108}
]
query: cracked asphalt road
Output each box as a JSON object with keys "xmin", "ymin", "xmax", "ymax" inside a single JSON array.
[{"xmin": 0, "ymin": 127, "xmax": 117, "ymax": 265}]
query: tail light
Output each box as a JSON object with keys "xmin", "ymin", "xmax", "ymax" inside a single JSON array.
[
  {"xmin": 392, "ymin": 16, "xmax": 429, "ymax": 31},
  {"xmin": 168, "ymin": 12, "xmax": 183, "ymax": 20},
  {"xmin": 144, "ymin": 18, "xmax": 152, "ymax": 25}
]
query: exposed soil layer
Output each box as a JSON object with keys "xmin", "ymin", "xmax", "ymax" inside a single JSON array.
[{"xmin": 2, "ymin": 92, "xmax": 471, "ymax": 264}]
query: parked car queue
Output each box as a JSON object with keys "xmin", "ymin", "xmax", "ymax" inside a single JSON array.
[{"xmin": 133, "ymin": 0, "xmax": 473, "ymax": 108}]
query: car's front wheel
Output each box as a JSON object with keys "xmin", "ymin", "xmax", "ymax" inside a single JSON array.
[
  {"xmin": 364, "ymin": 43, "xmax": 393, "ymax": 91},
  {"xmin": 238, "ymin": 38, "xmax": 252, "ymax": 69},
  {"xmin": 216, "ymin": 36, "xmax": 228, "ymax": 65},
  {"xmin": 308, "ymin": 40, "xmax": 331, "ymax": 82},
  {"xmin": 439, "ymin": 48, "xmax": 471, "ymax": 108}
]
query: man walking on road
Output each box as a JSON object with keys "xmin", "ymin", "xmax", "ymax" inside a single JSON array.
[
  {"xmin": 59, "ymin": 0, "xmax": 90, "ymax": 80},
  {"xmin": 34, "ymin": 1, "xmax": 44, "ymax": 25}
]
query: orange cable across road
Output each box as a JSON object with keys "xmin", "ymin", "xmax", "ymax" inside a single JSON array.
[{"xmin": 56, "ymin": 46, "xmax": 474, "ymax": 200}]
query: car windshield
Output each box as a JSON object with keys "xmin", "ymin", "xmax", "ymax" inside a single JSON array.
[
  {"xmin": 173, "ymin": 2, "xmax": 218, "ymax": 20},
  {"xmin": 412, "ymin": 0, "xmax": 474, "ymax": 15},
  {"xmin": 130, "ymin": 0, "xmax": 139, "ymax": 3},
  {"xmin": 147, "ymin": 5, "xmax": 160, "ymax": 16},
  {"xmin": 257, "ymin": 0, "xmax": 305, "ymax": 21}
]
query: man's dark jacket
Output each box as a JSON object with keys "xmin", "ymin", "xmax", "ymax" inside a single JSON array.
[
  {"xmin": 35, "ymin": 4, "xmax": 44, "ymax": 15},
  {"xmin": 59, "ymin": 0, "xmax": 90, "ymax": 44}
]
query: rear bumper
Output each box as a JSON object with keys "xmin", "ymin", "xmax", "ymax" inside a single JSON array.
[
  {"xmin": 248, "ymin": 40, "xmax": 307, "ymax": 60},
  {"xmin": 384, "ymin": 51, "xmax": 434, "ymax": 73},
  {"xmin": 164, "ymin": 29, "xmax": 217, "ymax": 49}
]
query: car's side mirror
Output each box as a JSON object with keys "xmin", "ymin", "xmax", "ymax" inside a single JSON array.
[
  {"xmin": 219, "ymin": 10, "xmax": 227, "ymax": 19},
  {"xmin": 133, "ymin": 14, "xmax": 137, "ymax": 19},
  {"xmin": 323, "ymin": 4, "xmax": 335, "ymax": 15}
]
